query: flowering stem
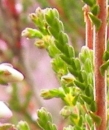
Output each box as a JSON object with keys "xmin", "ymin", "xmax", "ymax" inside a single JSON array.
[{"xmin": 94, "ymin": 0, "xmax": 108, "ymax": 129}]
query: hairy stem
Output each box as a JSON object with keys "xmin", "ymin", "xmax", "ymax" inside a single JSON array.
[
  {"xmin": 94, "ymin": 0, "xmax": 108, "ymax": 129},
  {"xmin": 83, "ymin": 5, "xmax": 93, "ymax": 49}
]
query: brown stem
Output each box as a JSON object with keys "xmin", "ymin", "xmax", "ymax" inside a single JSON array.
[
  {"xmin": 94, "ymin": 0, "xmax": 108, "ymax": 129},
  {"xmin": 83, "ymin": 5, "xmax": 93, "ymax": 49}
]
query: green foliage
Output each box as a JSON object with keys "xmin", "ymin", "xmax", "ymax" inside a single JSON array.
[
  {"xmin": 100, "ymin": 42, "xmax": 109, "ymax": 75},
  {"xmin": 100, "ymin": 60, "xmax": 109, "ymax": 75},
  {"xmin": 22, "ymin": 28, "xmax": 43, "ymax": 38},
  {"xmin": 82, "ymin": 0, "xmax": 96, "ymax": 7},
  {"xmin": 37, "ymin": 108, "xmax": 57, "ymax": 130},
  {"xmin": 82, "ymin": 0, "xmax": 101, "ymax": 30},
  {"xmin": 89, "ymin": 112, "xmax": 101, "ymax": 126},
  {"xmin": 17, "ymin": 121, "xmax": 30, "ymax": 130},
  {"xmin": 2, "ymin": 0, "xmax": 109, "ymax": 129},
  {"xmin": 22, "ymin": 7, "xmax": 100, "ymax": 129},
  {"xmin": 91, "ymin": 4, "xmax": 100, "ymax": 15},
  {"xmin": 88, "ymin": 13, "xmax": 102, "ymax": 30}
]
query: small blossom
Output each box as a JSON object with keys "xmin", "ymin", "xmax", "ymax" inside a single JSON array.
[
  {"xmin": 61, "ymin": 73, "xmax": 75, "ymax": 83},
  {"xmin": 0, "ymin": 101, "xmax": 12, "ymax": 122},
  {"xmin": 34, "ymin": 40, "xmax": 45, "ymax": 49},
  {"xmin": 17, "ymin": 121, "xmax": 30, "ymax": 130},
  {"xmin": 29, "ymin": 13, "xmax": 37, "ymax": 21},
  {"xmin": 0, "ymin": 63, "xmax": 24, "ymax": 84},
  {"xmin": 22, "ymin": 28, "xmax": 43, "ymax": 39},
  {"xmin": 41, "ymin": 89, "xmax": 53, "ymax": 99}
]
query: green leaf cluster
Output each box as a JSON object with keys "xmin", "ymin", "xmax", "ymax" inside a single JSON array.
[
  {"xmin": 22, "ymin": 8, "xmax": 100, "ymax": 129},
  {"xmin": 17, "ymin": 121, "xmax": 30, "ymax": 130},
  {"xmin": 37, "ymin": 108, "xmax": 57, "ymax": 130}
]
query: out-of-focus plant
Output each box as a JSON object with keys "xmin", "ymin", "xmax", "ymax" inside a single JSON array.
[
  {"xmin": 0, "ymin": 63, "xmax": 24, "ymax": 84},
  {"xmin": 0, "ymin": 63, "xmax": 37, "ymax": 130},
  {"xmin": 0, "ymin": 0, "xmax": 108, "ymax": 130},
  {"xmin": 0, "ymin": 63, "xmax": 25, "ymax": 129},
  {"xmin": 22, "ymin": 0, "xmax": 108, "ymax": 129}
]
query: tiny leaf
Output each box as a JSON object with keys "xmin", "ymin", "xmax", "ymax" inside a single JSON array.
[
  {"xmin": 88, "ymin": 13, "xmax": 102, "ymax": 30},
  {"xmin": 100, "ymin": 60, "xmax": 109, "ymax": 75},
  {"xmin": 89, "ymin": 111, "xmax": 101, "ymax": 126}
]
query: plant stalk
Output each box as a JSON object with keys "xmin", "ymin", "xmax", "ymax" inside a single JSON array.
[
  {"xmin": 83, "ymin": 5, "xmax": 93, "ymax": 49},
  {"xmin": 94, "ymin": 0, "xmax": 108, "ymax": 129}
]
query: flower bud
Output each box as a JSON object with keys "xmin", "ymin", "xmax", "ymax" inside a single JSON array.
[
  {"xmin": 34, "ymin": 40, "xmax": 45, "ymax": 49},
  {"xmin": 60, "ymin": 106, "xmax": 72, "ymax": 117},
  {"xmin": 61, "ymin": 73, "xmax": 75, "ymax": 84},
  {"xmin": 17, "ymin": 121, "xmax": 30, "ymax": 130},
  {"xmin": 0, "ymin": 63, "xmax": 24, "ymax": 84},
  {"xmin": 22, "ymin": 28, "xmax": 43, "ymax": 39},
  {"xmin": 29, "ymin": 13, "xmax": 37, "ymax": 21},
  {"xmin": 41, "ymin": 89, "xmax": 53, "ymax": 99},
  {"xmin": 0, "ymin": 101, "xmax": 12, "ymax": 122},
  {"xmin": 35, "ymin": 7, "xmax": 42, "ymax": 14}
]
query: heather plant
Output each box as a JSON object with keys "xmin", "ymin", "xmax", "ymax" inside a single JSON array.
[
  {"xmin": 21, "ymin": 0, "xmax": 108, "ymax": 129},
  {"xmin": 22, "ymin": 7, "xmax": 95, "ymax": 130},
  {"xmin": 0, "ymin": 0, "xmax": 108, "ymax": 130}
]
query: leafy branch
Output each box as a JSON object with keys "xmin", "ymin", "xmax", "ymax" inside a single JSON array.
[{"xmin": 22, "ymin": 7, "xmax": 100, "ymax": 129}]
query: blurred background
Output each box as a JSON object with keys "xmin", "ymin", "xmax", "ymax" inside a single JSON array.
[{"xmin": 0, "ymin": 0, "xmax": 85, "ymax": 129}]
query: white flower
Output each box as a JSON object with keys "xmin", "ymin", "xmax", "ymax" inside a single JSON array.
[
  {"xmin": 0, "ymin": 101, "xmax": 12, "ymax": 120},
  {"xmin": 0, "ymin": 63, "xmax": 24, "ymax": 83}
]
